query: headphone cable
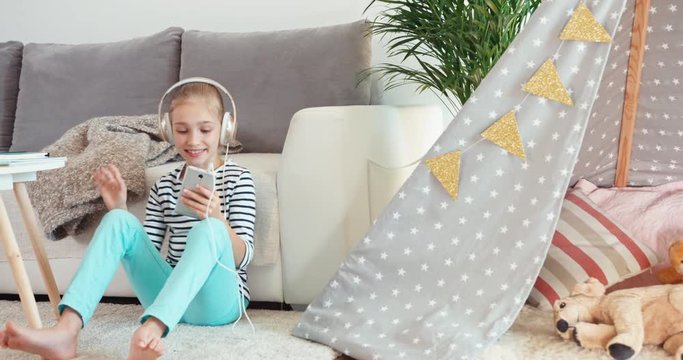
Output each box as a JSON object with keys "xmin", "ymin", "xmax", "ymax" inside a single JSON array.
[{"xmin": 205, "ymin": 145, "xmax": 255, "ymax": 335}]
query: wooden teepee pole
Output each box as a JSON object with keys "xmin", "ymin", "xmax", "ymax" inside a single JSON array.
[{"xmin": 615, "ymin": 0, "xmax": 650, "ymax": 187}]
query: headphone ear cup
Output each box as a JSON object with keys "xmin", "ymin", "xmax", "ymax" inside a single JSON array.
[
  {"xmin": 220, "ymin": 112, "xmax": 234, "ymax": 146},
  {"xmin": 162, "ymin": 113, "xmax": 175, "ymax": 145}
]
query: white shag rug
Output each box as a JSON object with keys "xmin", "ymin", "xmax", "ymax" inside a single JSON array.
[
  {"xmin": 0, "ymin": 301, "xmax": 672, "ymax": 359},
  {"xmin": 0, "ymin": 301, "xmax": 337, "ymax": 360}
]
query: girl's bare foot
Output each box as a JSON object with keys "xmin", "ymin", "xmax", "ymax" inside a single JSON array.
[
  {"xmin": 0, "ymin": 327, "xmax": 8, "ymax": 348},
  {"xmin": 0, "ymin": 314, "xmax": 80, "ymax": 360},
  {"xmin": 128, "ymin": 317, "xmax": 166, "ymax": 360}
]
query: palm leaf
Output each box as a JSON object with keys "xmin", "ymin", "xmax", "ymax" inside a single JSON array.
[{"xmin": 364, "ymin": 0, "xmax": 541, "ymax": 114}]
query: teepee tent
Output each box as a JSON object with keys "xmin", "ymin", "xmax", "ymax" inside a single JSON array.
[{"xmin": 293, "ymin": 0, "xmax": 681, "ymax": 359}]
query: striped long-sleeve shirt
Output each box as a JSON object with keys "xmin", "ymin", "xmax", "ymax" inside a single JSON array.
[{"xmin": 143, "ymin": 161, "xmax": 256, "ymax": 300}]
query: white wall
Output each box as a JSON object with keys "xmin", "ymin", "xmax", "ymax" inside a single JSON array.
[{"xmin": 0, "ymin": 0, "xmax": 450, "ymax": 121}]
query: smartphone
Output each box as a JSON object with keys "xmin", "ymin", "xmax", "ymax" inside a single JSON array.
[{"xmin": 174, "ymin": 165, "xmax": 216, "ymax": 218}]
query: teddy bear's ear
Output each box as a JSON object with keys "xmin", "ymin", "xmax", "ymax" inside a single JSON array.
[
  {"xmin": 570, "ymin": 277, "xmax": 606, "ymax": 297},
  {"xmin": 669, "ymin": 239, "xmax": 683, "ymax": 255}
]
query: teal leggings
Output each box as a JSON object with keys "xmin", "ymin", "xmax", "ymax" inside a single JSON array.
[{"xmin": 58, "ymin": 209, "xmax": 245, "ymax": 335}]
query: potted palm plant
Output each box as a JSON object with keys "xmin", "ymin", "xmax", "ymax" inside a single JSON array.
[{"xmin": 364, "ymin": 0, "xmax": 542, "ymax": 117}]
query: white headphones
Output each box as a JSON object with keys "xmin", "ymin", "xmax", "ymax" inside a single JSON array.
[{"xmin": 158, "ymin": 77, "xmax": 238, "ymax": 147}]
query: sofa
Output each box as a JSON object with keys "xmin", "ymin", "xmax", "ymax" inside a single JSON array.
[{"xmin": 0, "ymin": 23, "xmax": 444, "ymax": 306}]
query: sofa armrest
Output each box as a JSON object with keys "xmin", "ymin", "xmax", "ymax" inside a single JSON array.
[{"xmin": 278, "ymin": 105, "xmax": 444, "ymax": 305}]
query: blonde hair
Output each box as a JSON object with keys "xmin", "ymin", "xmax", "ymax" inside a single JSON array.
[{"xmin": 168, "ymin": 82, "xmax": 224, "ymax": 122}]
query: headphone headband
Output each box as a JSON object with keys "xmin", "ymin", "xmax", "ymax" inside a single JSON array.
[{"xmin": 157, "ymin": 77, "xmax": 238, "ymax": 146}]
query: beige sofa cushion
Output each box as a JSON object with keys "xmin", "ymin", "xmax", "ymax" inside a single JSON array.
[{"xmin": 2, "ymin": 153, "xmax": 280, "ymax": 267}]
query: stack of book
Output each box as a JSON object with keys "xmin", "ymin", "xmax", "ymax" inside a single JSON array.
[{"xmin": 0, "ymin": 152, "xmax": 65, "ymax": 166}]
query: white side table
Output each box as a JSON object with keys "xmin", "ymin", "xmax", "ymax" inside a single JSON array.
[{"xmin": 0, "ymin": 159, "xmax": 65, "ymax": 328}]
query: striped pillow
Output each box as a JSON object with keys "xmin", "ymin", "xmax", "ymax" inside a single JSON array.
[{"xmin": 529, "ymin": 190, "xmax": 658, "ymax": 310}]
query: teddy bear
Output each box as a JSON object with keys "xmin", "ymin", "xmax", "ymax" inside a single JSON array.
[
  {"xmin": 657, "ymin": 239, "xmax": 683, "ymax": 284},
  {"xmin": 553, "ymin": 277, "xmax": 683, "ymax": 360}
]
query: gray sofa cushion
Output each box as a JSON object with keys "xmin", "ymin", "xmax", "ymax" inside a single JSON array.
[
  {"xmin": 11, "ymin": 28, "xmax": 183, "ymax": 151},
  {"xmin": 180, "ymin": 21, "xmax": 372, "ymax": 153},
  {"xmin": 0, "ymin": 41, "xmax": 22, "ymax": 151}
]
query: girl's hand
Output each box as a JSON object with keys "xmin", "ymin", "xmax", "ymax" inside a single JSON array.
[
  {"xmin": 180, "ymin": 185, "xmax": 222, "ymax": 219},
  {"xmin": 93, "ymin": 164, "xmax": 127, "ymax": 210}
]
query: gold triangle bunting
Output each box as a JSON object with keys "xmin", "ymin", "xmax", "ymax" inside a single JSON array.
[
  {"xmin": 426, "ymin": 150, "xmax": 461, "ymax": 200},
  {"xmin": 523, "ymin": 59, "xmax": 573, "ymax": 106},
  {"xmin": 560, "ymin": 2, "xmax": 612, "ymax": 43},
  {"xmin": 481, "ymin": 111, "xmax": 526, "ymax": 160}
]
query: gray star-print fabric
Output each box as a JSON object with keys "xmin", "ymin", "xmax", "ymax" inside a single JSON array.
[
  {"xmin": 291, "ymin": 1, "xmax": 668, "ymax": 359},
  {"xmin": 574, "ymin": 0, "xmax": 683, "ymax": 186}
]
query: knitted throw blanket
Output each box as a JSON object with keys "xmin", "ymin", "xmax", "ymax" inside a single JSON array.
[{"xmin": 27, "ymin": 114, "xmax": 179, "ymax": 239}]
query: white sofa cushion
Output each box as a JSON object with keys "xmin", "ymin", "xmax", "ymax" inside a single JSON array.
[
  {"xmin": 0, "ymin": 153, "xmax": 283, "ymax": 301},
  {"xmin": 3, "ymin": 154, "xmax": 280, "ymax": 266},
  {"xmin": 278, "ymin": 105, "xmax": 444, "ymax": 305}
]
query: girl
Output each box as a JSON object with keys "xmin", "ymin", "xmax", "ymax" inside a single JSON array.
[{"xmin": 0, "ymin": 80, "xmax": 256, "ymax": 360}]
